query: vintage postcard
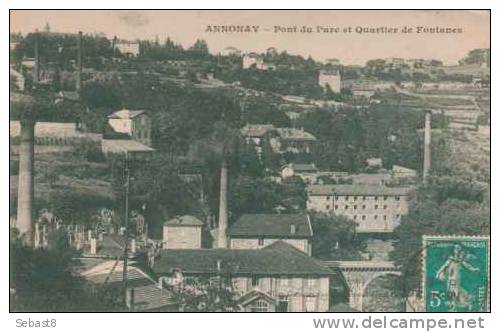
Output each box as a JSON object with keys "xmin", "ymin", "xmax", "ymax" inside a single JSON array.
[{"xmin": 9, "ymin": 10, "xmax": 490, "ymax": 313}]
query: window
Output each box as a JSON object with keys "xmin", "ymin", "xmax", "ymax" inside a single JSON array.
[
  {"xmin": 326, "ymin": 196, "xmax": 331, "ymax": 201},
  {"xmin": 383, "ymin": 215, "xmax": 387, "ymax": 220},
  {"xmin": 258, "ymin": 238, "xmax": 264, "ymax": 246},
  {"xmin": 279, "ymin": 278, "xmax": 290, "ymax": 287},
  {"xmin": 374, "ymin": 196, "xmax": 379, "ymax": 201},
  {"xmin": 362, "ymin": 196, "xmax": 366, "ymax": 201},
  {"xmin": 395, "ymin": 196, "xmax": 401, "ymax": 201},
  {"xmin": 354, "ymin": 205, "xmax": 358, "ymax": 210},
  {"xmin": 335, "ymin": 196, "xmax": 339, "ymax": 201},
  {"xmin": 306, "ymin": 278, "xmax": 317, "ymax": 288},
  {"xmin": 345, "ymin": 205, "xmax": 349, "ymax": 210},
  {"xmin": 362, "ymin": 215, "xmax": 366, "ymax": 221},
  {"xmin": 353, "ymin": 215, "xmax": 358, "ymax": 220},
  {"xmin": 375, "ymin": 205, "xmax": 379, "ymax": 209},
  {"xmin": 362, "ymin": 205, "xmax": 366, "ymax": 209},
  {"xmin": 277, "ymin": 296, "xmax": 289, "ymax": 312},
  {"xmin": 374, "ymin": 215, "xmax": 378, "ymax": 220},
  {"xmin": 345, "ymin": 196, "xmax": 350, "ymax": 201},
  {"xmin": 326, "ymin": 205, "xmax": 330, "ymax": 210},
  {"xmin": 353, "ymin": 196, "xmax": 358, "ymax": 201},
  {"xmin": 383, "ymin": 195, "xmax": 388, "ymax": 200},
  {"xmin": 249, "ymin": 300, "xmax": 270, "ymax": 312},
  {"xmin": 396, "ymin": 214, "xmax": 400, "ymax": 218},
  {"xmin": 305, "ymin": 296, "xmax": 316, "ymax": 312},
  {"xmin": 383, "ymin": 205, "xmax": 388, "ymax": 210},
  {"xmin": 335, "ymin": 205, "xmax": 338, "ymax": 209}
]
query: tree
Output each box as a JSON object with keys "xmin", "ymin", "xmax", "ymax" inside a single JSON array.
[
  {"xmin": 169, "ymin": 276, "xmax": 239, "ymax": 312},
  {"xmin": 390, "ymin": 176, "xmax": 490, "ymax": 295},
  {"xmin": 308, "ymin": 211, "xmax": 365, "ymax": 260}
]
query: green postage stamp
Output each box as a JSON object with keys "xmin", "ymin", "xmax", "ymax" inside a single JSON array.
[{"xmin": 423, "ymin": 236, "xmax": 490, "ymax": 312}]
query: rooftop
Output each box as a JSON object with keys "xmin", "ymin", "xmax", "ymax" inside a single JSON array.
[
  {"xmin": 152, "ymin": 241, "xmax": 333, "ymax": 276},
  {"xmin": 240, "ymin": 124, "xmax": 275, "ymax": 137},
  {"xmin": 108, "ymin": 109, "xmax": 147, "ymax": 119},
  {"xmin": 276, "ymin": 128, "xmax": 316, "ymax": 141},
  {"xmin": 228, "ymin": 214, "xmax": 313, "ymax": 238},
  {"xmin": 164, "ymin": 215, "xmax": 204, "ymax": 227},
  {"xmin": 102, "ymin": 139, "xmax": 155, "ymax": 153},
  {"xmin": 307, "ymin": 184, "xmax": 413, "ymax": 196},
  {"xmin": 285, "ymin": 163, "xmax": 318, "ymax": 173}
]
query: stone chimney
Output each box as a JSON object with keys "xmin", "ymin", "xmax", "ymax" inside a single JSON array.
[
  {"xmin": 217, "ymin": 159, "xmax": 228, "ymax": 248},
  {"xmin": 423, "ymin": 111, "xmax": 432, "ymax": 182},
  {"xmin": 33, "ymin": 30, "xmax": 40, "ymax": 84},
  {"xmin": 290, "ymin": 224, "xmax": 296, "ymax": 235},
  {"xmin": 76, "ymin": 31, "xmax": 82, "ymax": 91},
  {"xmin": 130, "ymin": 238, "xmax": 136, "ymax": 254}
]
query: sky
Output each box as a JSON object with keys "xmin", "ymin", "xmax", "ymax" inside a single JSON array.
[{"xmin": 10, "ymin": 10, "xmax": 490, "ymax": 65}]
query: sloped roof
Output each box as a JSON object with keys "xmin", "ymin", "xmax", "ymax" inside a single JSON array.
[
  {"xmin": 102, "ymin": 139, "xmax": 155, "ymax": 153},
  {"xmin": 288, "ymin": 163, "xmax": 318, "ymax": 173},
  {"xmin": 108, "ymin": 109, "xmax": 147, "ymax": 119},
  {"xmin": 164, "ymin": 215, "xmax": 204, "ymax": 227},
  {"xmin": 152, "ymin": 241, "xmax": 333, "ymax": 276},
  {"xmin": 240, "ymin": 124, "xmax": 275, "ymax": 137},
  {"xmin": 228, "ymin": 214, "xmax": 312, "ymax": 238},
  {"xmin": 307, "ymin": 184, "xmax": 413, "ymax": 196},
  {"xmin": 276, "ymin": 128, "xmax": 316, "ymax": 141}
]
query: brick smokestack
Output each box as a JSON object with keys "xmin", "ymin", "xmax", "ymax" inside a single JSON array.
[
  {"xmin": 423, "ymin": 111, "xmax": 432, "ymax": 182},
  {"xmin": 76, "ymin": 31, "xmax": 82, "ymax": 91},
  {"xmin": 217, "ymin": 159, "xmax": 228, "ymax": 248},
  {"xmin": 16, "ymin": 118, "xmax": 35, "ymax": 242},
  {"xmin": 33, "ymin": 30, "xmax": 40, "ymax": 84}
]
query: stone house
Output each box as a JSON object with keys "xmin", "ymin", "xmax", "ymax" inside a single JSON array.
[
  {"xmin": 163, "ymin": 215, "xmax": 204, "ymax": 249},
  {"xmin": 107, "ymin": 109, "xmax": 152, "ymax": 147},
  {"xmin": 152, "ymin": 241, "xmax": 334, "ymax": 312},
  {"xmin": 228, "ymin": 214, "xmax": 313, "ymax": 255}
]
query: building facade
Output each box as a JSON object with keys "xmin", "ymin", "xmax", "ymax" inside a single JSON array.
[
  {"xmin": 318, "ymin": 70, "xmax": 341, "ymax": 93},
  {"xmin": 107, "ymin": 109, "xmax": 152, "ymax": 147},
  {"xmin": 163, "ymin": 215, "xmax": 204, "ymax": 249},
  {"xmin": 152, "ymin": 241, "xmax": 333, "ymax": 312},
  {"xmin": 115, "ymin": 42, "xmax": 140, "ymax": 57},
  {"xmin": 228, "ymin": 214, "xmax": 313, "ymax": 255},
  {"xmin": 307, "ymin": 184, "xmax": 412, "ymax": 233}
]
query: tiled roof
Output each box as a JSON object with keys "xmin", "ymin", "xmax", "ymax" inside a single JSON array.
[
  {"xmin": 152, "ymin": 241, "xmax": 332, "ymax": 276},
  {"xmin": 102, "ymin": 139, "xmax": 154, "ymax": 153},
  {"xmin": 240, "ymin": 124, "xmax": 275, "ymax": 137},
  {"xmin": 228, "ymin": 214, "xmax": 312, "ymax": 238},
  {"xmin": 108, "ymin": 109, "xmax": 147, "ymax": 119},
  {"xmin": 164, "ymin": 215, "xmax": 204, "ymax": 227},
  {"xmin": 307, "ymin": 184, "xmax": 413, "ymax": 196},
  {"xmin": 276, "ymin": 128, "xmax": 316, "ymax": 141}
]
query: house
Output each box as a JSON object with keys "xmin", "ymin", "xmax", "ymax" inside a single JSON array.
[
  {"xmin": 228, "ymin": 214, "xmax": 313, "ymax": 255},
  {"xmin": 163, "ymin": 215, "xmax": 204, "ymax": 249},
  {"xmin": 281, "ymin": 163, "xmax": 318, "ymax": 183},
  {"xmin": 80, "ymin": 259, "xmax": 175, "ymax": 311},
  {"xmin": 220, "ymin": 46, "xmax": 242, "ymax": 57},
  {"xmin": 101, "ymin": 139, "xmax": 154, "ymax": 159},
  {"xmin": 318, "ymin": 70, "xmax": 341, "ymax": 93},
  {"xmin": 242, "ymin": 53, "xmax": 263, "ymax": 69},
  {"xmin": 306, "ymin": 184, "xmax": 412, "ymax": 233},
  {"xmin": 275, "ymin": 128, "xmax": 316, "ymax": 154},
  {"xmin": 115, "ymin": 42, "xmax": 140, "ymax": 57},
  {"xmin": 152, "ymin": 241, "xmax": 334, "ymax": 312},
  {"xmin": 366, "ymin": 158, "xmax": 383, "ymax": 168},
  {"xmin": 240, "ymin": 124, "xmax": 277, "ymax": 156},
  {"xmin": 391, "ymin": 165, "xmax": 418, "ymax": 179},
  {"xmin": 107, "ymin": 109, "xmax": 152, "ymax": 147}
]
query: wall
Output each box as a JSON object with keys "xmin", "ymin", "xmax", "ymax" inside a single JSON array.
[
  {"xmin": 232, "ymin": 276, "xmax": 330, "ymax": 312},
  {"xmin": 229, "ymin": 237, "xmax": 311, "ymax": 255},
  {"xmin": 163, "ymin": 226, "xmax": 202, "ymax": 249},
  {"xmin": 307, "ymin": 194, "xmax": 409, "ymax": 232},
  {"xmin": 109, "ymin": 118, "xmax": 132, "ymax": 135},
  {"xmin": 131, "ymin": 114, "xmax": 152, "ymax": 147}
]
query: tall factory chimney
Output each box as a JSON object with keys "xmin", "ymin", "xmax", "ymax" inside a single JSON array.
[
  {"xmin": 423, "ymin": 111, "xmax": 432, "ymax": 182},
  {"xmin": 16, "ymin": 117, "xmax": 35, "ymax": 243},
  {"xmin": 76, "ymin": 31, "xmax": 82, "ymax": 91},
  {"xmin": 217, "ymin": 159, "xmax": 228, "ymax": 248},
  {"xmin": 33, "ymin": 30, "xmax": 40, "ymax": 84}
]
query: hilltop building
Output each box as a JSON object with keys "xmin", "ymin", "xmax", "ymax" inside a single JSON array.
[
  {"xmin": 318, "ymin": 70, "xmax": 341, "ymax": 93},
  {"xmin": 306, "ymin": 184, "xmax": 412, "ymax": 233},
  {"xmin": 162, "ymin": 215, "xmax": 204, "ymax": 249},
  {"xmin": 115, "ymin": 41, "xmax": 140, "ymax": 57}
]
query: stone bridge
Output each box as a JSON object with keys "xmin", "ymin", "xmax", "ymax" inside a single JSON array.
[{"xmin": 322, "ymin": 260, "xmax": 401, "ymax": 311}]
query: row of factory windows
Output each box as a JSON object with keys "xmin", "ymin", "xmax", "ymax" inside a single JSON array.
[
  {"xmin": 325, "ymin": 204, "xmax": 397, "ymax": 210},
  {"xmin": 325, "ymin": 195, "xmax": 401, "ymax": 201}
]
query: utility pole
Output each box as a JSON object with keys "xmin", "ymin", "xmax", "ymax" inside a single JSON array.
[
  {"xmin": 76, "ymin": 31, "xmax": 82, "ymax": 92},
  {"xmin": 122, "ymin": 153, "xmax": 130, "ymax": 308}
]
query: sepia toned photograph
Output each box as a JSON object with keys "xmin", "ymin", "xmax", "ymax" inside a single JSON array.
[{"xmin": 9, "ymin": 9, "xmax": 490, "ymax": 313}]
